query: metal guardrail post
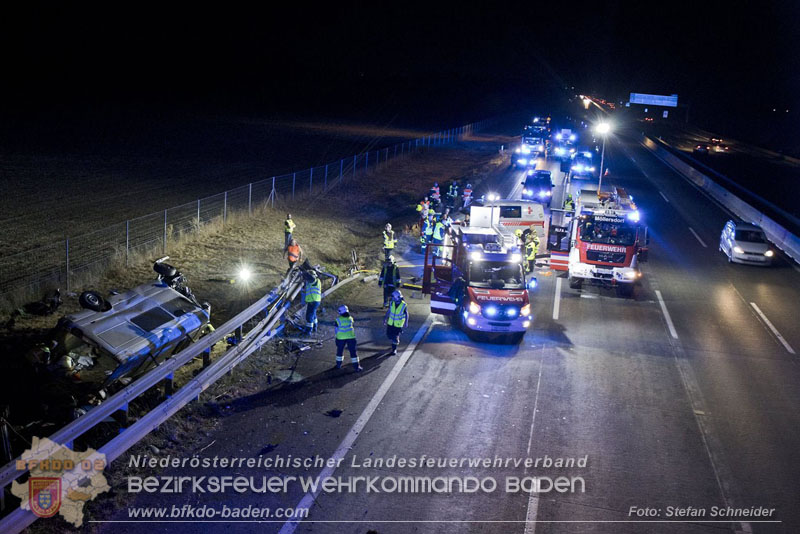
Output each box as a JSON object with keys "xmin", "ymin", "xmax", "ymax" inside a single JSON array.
[
  {"xmin": 365, "ymin": 151, "xmax": 369, "ymax": 173},
  {"xmin": 309, "ymin": 167, "xmax": 313, "ymax": 193},
  {"xmin": 248, "ymin": 183, "xmax": 252, "ymax": 215},
  {"xmin": 65, "ymin": 238, "xmax": 70, "ymax": 292},
  {"xmin": 324, "ymin": 164, "xmax": 328, "ymax": 189},
  {"xmin": 163, "ymin": 209, "xmax": 168, "ymax": 253},
  {"xmin": 197, "ymin": 199, "xmax": 201, "ymax": 227},
  {"xmin": 353, "ymin": 155, "xmax": 356, "ymax": 179},
  {"xmin": 339, "ymin": 159, "xmax": 343, "ymax": 182},
  {"xmin": 271, "ymin": 176, "xmax": 276, "ymax": 208},
  {"xmin": 292, "ymin": 172, "xmax": 296, "ymax": 199},
  {"xmin": 125, "ymin": 220, "xmax": 129, "ymax": 267},
  {"xmin": 223, "ymin": 191, "xmax": 228, "ymax": 224}
]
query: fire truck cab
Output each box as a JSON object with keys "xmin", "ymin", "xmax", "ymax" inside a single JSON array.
[
  {"xmin": 422, "ymin": 206, "xmax": 534, "ymax": 343},
  {"xmin": 565, "ymin": 184, "xmax": 648, "ymax": 297}
]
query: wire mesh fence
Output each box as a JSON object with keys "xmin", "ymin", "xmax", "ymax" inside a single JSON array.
[{"xmin": 0, "ymin": 119, "xmax": 493, "ymax": 306}]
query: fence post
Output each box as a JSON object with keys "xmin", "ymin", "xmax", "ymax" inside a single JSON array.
[
  {"xmin": 292, "ymin": 173, "xmax": 296, "ymax": 200},
  {"xmin": 125, "ymin": 220, "xmax": 130, "ymax": 267},
  {"xmin": 353, "ymin": 155, "xmax": 356, "ymax": 178},
  {"xmin": 163, "ymin": 209, "xmax": 168, "ymax": 254},
  {"xmin": 248, "ymin": 183, "xmax": 252, "ymax": 215},
  {"xmin": 309, "ymin": 167, "xmax": 313, "ymax": 193},
  {"xmin": 223, "ymin": 191, "xmax": 227, "ymax": 224},
  {"xmin": 65, "ymin": 238, "xmax": 70, "ymax": 292},
  {"xmin": 385, "ymin": 147, "xmax": 389, "ymax": 162},
  {"xmin": 271, "ymin": 176, "xmax": 276, "ymax": 208},
  {"xmin": 365, "ymin": 152, "xmax": 369, "ymax": 174},
  {"xmin": 324, "ymin": 164, "xmax": 328, "ymax": 189},
  {"xmin": 340, "ymin": 159, "xmax": 344, "ymax": 182}
]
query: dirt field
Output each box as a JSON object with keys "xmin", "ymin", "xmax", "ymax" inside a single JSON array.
[
  {"xmin": 0, "ymin": 115, "xmax": 443, "ymax": 256},
  {"xmin": 0, "ymin": 132, "xmax": 513, "ymax": 532}
]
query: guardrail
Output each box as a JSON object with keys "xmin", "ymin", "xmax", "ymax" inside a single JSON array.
[
  {"xmin": 0, "ymin": 118, "xmax": 496, "ymax": 308},
  {"xmin": 641, "ymin": 135, "xmax": 800, "ymax": 264},
  {"xmin": 0, "ymin": 268, "xmax": 361, "ymax": 533}
]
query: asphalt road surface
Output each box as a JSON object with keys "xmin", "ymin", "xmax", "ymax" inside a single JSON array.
[{"xmin": 101, "ymin": 131, "xmax": 800, "ymax": 534}]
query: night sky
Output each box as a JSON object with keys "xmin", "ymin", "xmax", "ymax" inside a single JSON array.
[{"xmin": 1, "ymin": 3, "xmax": 798, "ymax": 144}]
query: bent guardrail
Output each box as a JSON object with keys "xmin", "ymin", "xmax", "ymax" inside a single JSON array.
[{"xmin": 0, "ymin": 268, "xmax": 361, "ymax": 533}]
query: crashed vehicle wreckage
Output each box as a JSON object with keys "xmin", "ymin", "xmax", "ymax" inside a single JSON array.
[
  {"xmin": 16, "ymin": 258, "xmax": 212, "ymax": 425},
  {"xmin": 1, "ymin": 257, "xmax": 337, "ymax": 464}
]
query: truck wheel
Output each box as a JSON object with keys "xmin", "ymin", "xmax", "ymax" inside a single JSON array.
[
  {"xmin": 568, "ymin": 275, "xmax": 582, "ymax": 289},
  {"xmin": 79, "ymin": 291, "xmax": 111, "ymax": 312},
  {"xmin": 615, "ymin": 284, "xmax": 634, "ymax": 298}
]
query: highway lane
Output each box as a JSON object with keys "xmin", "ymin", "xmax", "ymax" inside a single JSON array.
[{"xmin": 611, "ymin": 136, "xmax": 800, "ymax": 533}]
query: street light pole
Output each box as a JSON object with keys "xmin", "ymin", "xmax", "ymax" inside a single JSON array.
[{"xmin": 595, "ymin": 122, "xmax": 611, "ymax": 194}]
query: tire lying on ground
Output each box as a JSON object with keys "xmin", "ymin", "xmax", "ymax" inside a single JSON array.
[{"xmin": 79, "ymin": 290, "xmax": 112, "ymax": 312}]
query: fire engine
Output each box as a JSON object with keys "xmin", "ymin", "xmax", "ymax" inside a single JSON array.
[
  {"xmin": 550, "ymin": 184, "xmax": 648, "ymax": 297},
  {"xmin": 422, "ymin": 206, "xmax": 535, "ymax": 343}
]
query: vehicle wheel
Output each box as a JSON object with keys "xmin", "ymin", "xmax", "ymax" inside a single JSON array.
[
  {"xmin": 568, "ymin": 275, "xmax": 582, "ymax": 289},
  {"xmin": 615, "ymin": 284, "xmax": 634, "ymax": 298},
  {"xmin": 79, "ymin": 291, "xmax": 111, "ymax": 312}
]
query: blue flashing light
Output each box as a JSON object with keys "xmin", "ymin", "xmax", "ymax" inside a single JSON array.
[
  {"xmin": 518, "ymin": 158, "xmax": 528, "ymax": 165},
  {"xmin": 485, "ymin": 305, "xmax": 498, "ymax": 317},
  {"xmin": 507, "ymin": 307, "xmax": 518, "ymax": 318},
  {"xmin": 527, "ymin": 278, "xmax": 538, "ymax": 289},
  {"xmin": 569, "ymin": 134, "xmax": 576, "ymax": 141}
]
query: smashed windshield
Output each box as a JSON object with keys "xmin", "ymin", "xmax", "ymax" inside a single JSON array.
[
  {"xmin": 580, "ymin": 216, "xmax": 637, "ymax": 246},
  {"xmin": 468, "ymin": 261, "xmax": 525, "ymax": 289}
]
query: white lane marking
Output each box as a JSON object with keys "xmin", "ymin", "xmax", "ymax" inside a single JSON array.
[
  {"xmin": 750, "ymin": 302, "xmax": 796, "ymax": 355},
  {"xmin": 688, "ymin": 227, "xmax": 708, "ymax": 248},
  {"xmin": 278, "ymin": 315, "xmax": 435, "ymax": 534},
  {"xmin": 659, "ymin": 191, "xmax": 670, "ymax": 203},
  {"xmin": 523, "ymin": 348, "xmax": 545, "ymax": 534},
  {"xmin": 655, "ymin": 290, "xmax": 679, "ymax": 339},
  {"xmin": 552, "ymin": 277, "xmax": 562, "ymax": 320}
]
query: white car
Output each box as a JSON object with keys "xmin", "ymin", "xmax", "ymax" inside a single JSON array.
[{"xmin": 719, "ymin": 221, "xmax": 774, "ymax": 265}]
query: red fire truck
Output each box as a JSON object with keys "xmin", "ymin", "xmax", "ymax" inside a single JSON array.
[
  {"xmin": 422, "ymin": 206, "xmax": 534, "ymax": 343},
  {"xmin": 555, "ymin": 184, "xmax": 649, "ymax": 297}
]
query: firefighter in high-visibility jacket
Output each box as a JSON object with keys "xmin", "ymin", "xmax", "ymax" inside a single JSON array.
[
  {"xmin": 416, "ymin": 197, "xmax": 430, "ymax": 219},
  {"xmin": 525, "ymin": 232, "xmax": 540, "ymax": 273},
  {"xmin": 384, "ymin": 290, "xmax": 409, "ymax": 356},
  {"xmin": 303, "ymin": 271, "xmax": 322, "ymax": 331},
  {"xmin": 564, "ymin": 193, "xmax": 574, "ymax": 211},
  {"xmin": 284, "ymin": 214, "xmax": 296, "ymax": 249},
  {"xmin": 335, "ymin": 305, "xmax": 362, "ymax": 372},
  {"xmin": 379, "ymin": 256, "xmax": 402, "ymax": 308},
  {"xmin": 382, "ymin": 223, "xmax": 397, "ymax": 261},
  {"xmin": 431, "ymin": 218, "xmax": 446, "ymax": 256},
  {"xmin": 420, "ymin": 215, "xmax": 432, "ymax": 251}
]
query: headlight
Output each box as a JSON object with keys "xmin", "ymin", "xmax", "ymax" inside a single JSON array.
[
  {"xmin": 765, "ymin": 250, "xmax": 774, "ymax": 257},
  {"xmin": 485, "ymin": 305, "xmax": 498, "ymax": 317},
  {"xmin": 623, "ymin": 271, "xmax": 637, "ymax": 280},
  {"xmin": 518, "ymin": 158, "xmax": 528, "ymax": 165},
  {"xmin": 469, "ymin": 301, "xmax": 481, "ymax": 314},
  {"xmin": 588, "ymin": 166, "xmax": 595, "ymax": 171},
  {"xmin": 521, "ymin": 304, "xmax": 531, "ymax": 316},
  {"xmin": 521, "ymin": 146, "xmax": 531, "ymax": 154},
  {"xmin": 515, "ymin": 148, "xmax": 521, "ymax": 154},
  {"xmin": 733, "ymin": 246, "xmax": 744, "ymax": 254},
  {"xmin": 523, "ymin": 320, "xmax": 531, "ymax": 328},
  {"xmin": 523, "ymin": 188, "xmax": 529, "ymax": 195},
  {"xmin": 511, "ymin": 253, "xmax": 522, "ymax": 262},
  {"xmin": 555, "ymin": 147, "xmax": 565, "ymax": 155},
  {"xmin": 470, "ymin": 251, "xmax": 483, "ymax": 261}
]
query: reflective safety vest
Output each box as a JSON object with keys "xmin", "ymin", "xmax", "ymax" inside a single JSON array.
[
  {"xmin": 462, "ymin": 188, "xmax": 472, "ymax": 200},
  {"xmin": 287, "ymin": 245, "xmax": 300, "ymax": 262},
  {"xmin": 448, "ymin": 184, "xmax": 458, "ymax": 196},
  {"xmin": 383, "ymin": 230, "xmax": 396, "ymax": 249},
  {"xmin": 305, "ymin": 278, "xmax": 322, "ymax": 302},
  {"xmin": 425, "ymin": 220, "xmax": 435, "ymax": 235},
  {"xmin": 387, "ymin": 300, "xmax": 407, "ymax": 327},
  {"xmin": 335, "ymin": 316, "xmax": 356, "ymax": 339},
  {"xmin": 432, "ymin": 185, "xmax": 439, "ymax": 195},
  {"xmin": 416, "ymin": 200, "xmax": 430, "ymax": 213},
  {"xmin": 421, "ymin": 219, "xmax": 431, "ymax": 235},
  {"xmin": 433, "ymin": 222, "xmax": 445, "ymax": 240},
  {"xmin": 284, "ymin": 219, "xmax": 296, "ymax": 233},
  {"xmin": 564, "ymin": 195, "xmax": 574, "ymax": 210},
  {"xmin": 526, "ymin": 240, "xmax": 538, "ymax": 260}
]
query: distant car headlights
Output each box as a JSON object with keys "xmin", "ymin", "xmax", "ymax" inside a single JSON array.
[{"xmin": 765, "ymin": 250, "xmax": 774, "ymax": 257}]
